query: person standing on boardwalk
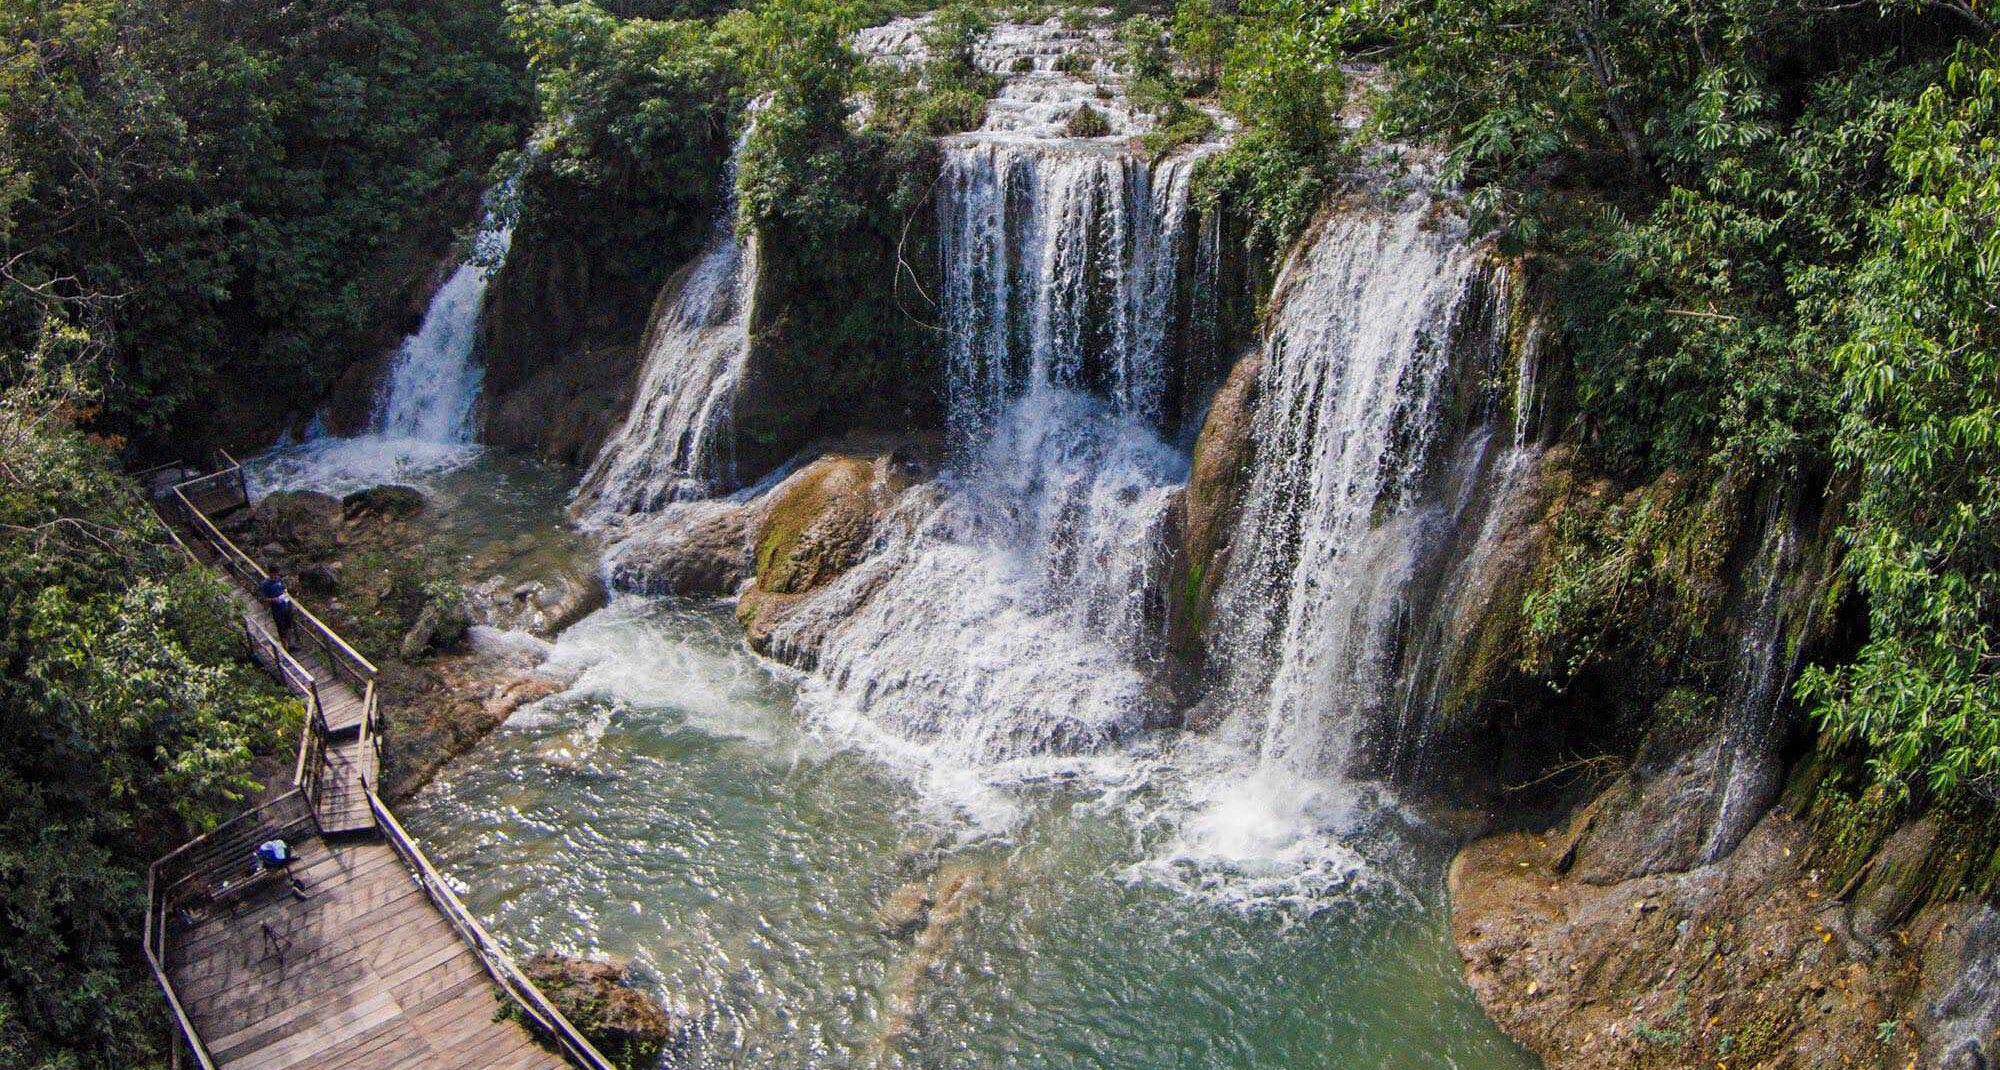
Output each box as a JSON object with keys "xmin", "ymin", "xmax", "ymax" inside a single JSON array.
[{"xmin": 259, "ymin": 576, "xmax": 298, "ymax": 650}]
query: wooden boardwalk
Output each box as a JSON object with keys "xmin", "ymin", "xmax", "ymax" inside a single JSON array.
[{"xmin": 143, "ymin": 457, "xmax": 614, "ymax": 1070}]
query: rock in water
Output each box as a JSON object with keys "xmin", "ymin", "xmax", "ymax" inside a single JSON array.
[
  {"xmin": 520, "ymin": 952, "xmax": 682, "ymax": 1070},
  {"xmin": 340, "ymin": 483, "xmax": 426, "ymax": 522},
  {"xmin": 877, "ymin": 880, "xmax": 935, "ymax": 939}
]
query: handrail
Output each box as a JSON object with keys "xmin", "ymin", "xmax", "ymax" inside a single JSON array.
[
  {"xmin": 364, "ymin": 788, "xmax": 619, "ymax": 1070},
  {"xmin": 148, "ymin": 459, "xmax": 615, "ymax": 1070},
  {"xmin": 144, "ymin": 868, "xmax": 221, "ymax": 1070}
]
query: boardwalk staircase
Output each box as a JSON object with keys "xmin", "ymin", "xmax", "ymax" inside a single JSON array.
[{"xmin": 139, "ymin": 454, "xmax": 618, "ymax": 1070}]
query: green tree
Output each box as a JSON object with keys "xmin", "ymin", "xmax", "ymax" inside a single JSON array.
[
  {"xmin": 1800, "ymin": 43, "xmax": 2000, "ymax": 801},
  {"xmin": 0, "ymin": 368, "xmax": 296, "ymax": 1067}
]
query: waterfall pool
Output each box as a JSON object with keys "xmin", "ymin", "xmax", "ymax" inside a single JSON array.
[{"xmin": 403, "ymin": 594, "xmax": 1538, "ymax": 1070}]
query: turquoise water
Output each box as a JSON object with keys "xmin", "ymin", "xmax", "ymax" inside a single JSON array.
[{"xmin": 404, "ymin": 597, "xmax": 1538, "ymax": 1070}]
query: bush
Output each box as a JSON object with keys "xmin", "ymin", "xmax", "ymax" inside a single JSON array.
[
  {"xmin": 1065, "ymin": 102, "xmax": 1114, "ymax": 137},
  {"xmin": 0, "ymin": 371, "xmax": 296, "ymax": 1066}
]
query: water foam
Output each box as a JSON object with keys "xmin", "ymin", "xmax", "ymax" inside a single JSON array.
[{"xmin": 249, "ymin": 192, "xmax": 511, "ymax": 496}]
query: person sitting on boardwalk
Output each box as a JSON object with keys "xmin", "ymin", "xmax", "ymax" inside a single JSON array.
[{"xmin": 259, "ymin": 576, "xmax": 297, "ymax": 649}]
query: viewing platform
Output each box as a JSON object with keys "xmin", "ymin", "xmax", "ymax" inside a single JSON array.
[{"xmin": 141, "ymin": 456, "xmax": 614, "ymax": 1070}]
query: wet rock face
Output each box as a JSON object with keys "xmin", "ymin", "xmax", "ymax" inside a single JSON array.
[
  {"xmin": 606, "ymin": 499, "xmax": 761, "ymax": 598},
  {"xmin": 1456, "ymin": 740, "xmax": 1999, "ymax": 1070},
  {"xmin": 1561, "ymin": 736, "xmax": 1740, "ymax": 885},
  {"xmin": 1922, "ymin": 905, "xmax": 2000, "ymax": 1070},
  {"xmin": 475, "ymin": 221, "xmax": 658, "ymax": 467},
  {"xmin": 734, "ymin": 443, "xmax": 934, "ymax": 659},
  {"xmin": 520, "ymin": 952, "xmax": 684, "ymax": 1070},
  {"xmin": 1170, "ymin": 350, "xmax": 1261, "ymax": 671}
]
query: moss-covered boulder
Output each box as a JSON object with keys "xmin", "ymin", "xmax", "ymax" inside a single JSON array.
[
  {"xmin": 520, "ymin": 952, "xmax": 682, "ymax": 1070},
  {"xmin": 250, "ymin": 490, "xmax": 343, "ymax": 562},
  {"xmin": 1169, "ymin": 350, "xmax": 1261, "ymax": 672},
  {"xmin": 735, "ymin": 440, "xmax": 933, "ymax": 657},
  {"xmin": 341, "ymin": 483, "xmax": 425, "ymax": 522}
]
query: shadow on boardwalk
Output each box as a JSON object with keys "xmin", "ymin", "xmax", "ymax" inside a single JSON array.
[{"xmin": 140, "ymin": 455, "xmax": 612, "ymax": 1070}]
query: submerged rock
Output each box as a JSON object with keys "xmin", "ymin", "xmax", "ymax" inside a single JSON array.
[
  {"xmin": 340, "ymin": 483, "xmax": 425, "ymax": 522},
  {"xmin": 520, "ymin": 952, "xmax": 683, "ymax": 1070},
  {"xmin": 876, "ymin": 881, "xmax": 935, "ymax": 939}
]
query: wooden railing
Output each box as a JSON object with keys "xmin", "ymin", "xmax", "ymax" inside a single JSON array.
[
  {"xmin": 147, "ymin": 456, "xmax": 615, "ymax": 1070},
  {"xmin": 145, "ymin": 790, "xmax": 318, "ymax": 1070},
  {"xmin": 166, "ymin": 456, "xmax": 381, "ymax": 749},
  {"xmin": 365, "ymin": 788, "xmax": 619, "ymax": 1070}
]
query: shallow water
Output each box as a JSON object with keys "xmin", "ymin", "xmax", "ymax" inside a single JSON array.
[{"xmin": 404, "ymin": 596, "xmax": 1538, "ymax": 1070}]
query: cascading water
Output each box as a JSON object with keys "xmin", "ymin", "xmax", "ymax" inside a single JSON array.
[
  {"xmin": 938, "ymin": 142, "xmax": 1204, "ymax": 437},
  {"xmin": 1701, "ymin": 492, "xmax": 1805, "ymax": 862},
  {"xmin": 1134, "ymin": 199, "xmax": 1532, "ymax": 906},
  {"xmin": 1209, "ymin": 204, "xmax": 1505, "ymax": 778},
  {"xmin": 574, "ymin": 141, "xmax": 755, "ymax": 522},
  {"xmin": 248, "ymin": 192, "xmax": 512, "ymax": 496},
  {"xmin": 764, "ymin": 141, "xmax": 1213, "ymax": 826}
]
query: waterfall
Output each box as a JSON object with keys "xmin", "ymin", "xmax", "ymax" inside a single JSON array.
[
  {"xmin": 373, "ymin": 220, "xmax": 512, "ymax": 442},
  {"xmin": 1126, "ymin": 198, "xmax": 1531, "ymax": 909},
  {"xmin": 1702, "ymin": 492, "xmax": 1804, "ymax": 862},
  {"xmin": 939, "ymin": 142, "xmax": 1203, "ymax": 439},
  {"xmin": 247, "ymin": 191, "xmax": 511, "ymax": 497},
  {"xmin": 1209, "ymin": 204, "xmax": 1512, "ymax": 778},
  {"xmin": 575, "ymin": 141, "xmax": 754, "ymax": 522},
  {"xmin": 765, "ymin": 144, "xmax": 1213, "ymax": 824}
]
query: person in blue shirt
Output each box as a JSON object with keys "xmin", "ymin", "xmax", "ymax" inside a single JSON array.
[{"xmin": 259, "ymin": 576, "xmax": 297, "ymax": 650}]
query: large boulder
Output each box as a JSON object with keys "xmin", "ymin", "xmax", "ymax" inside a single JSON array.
[
  {"xmin": 520, "ymin": 952, "xmax": 683, "ymax": 1070},
  {"xmin": 250, "ymin": 490, "xmax": 343, "ymax": 562},
  {"xmin": 1170, "ymin": 350, "xmax": 1262, "ymax": 671},
  {"xmin": 606, "ymin": 499, "xmax": 763, "ymax": 598},
  {"xmin": 341, "ymin": 484, "xmax": 425, "ymax": 523},
  {"xmin": 736, "ymin": 443, "xmax": 931, "ymax": 654}
]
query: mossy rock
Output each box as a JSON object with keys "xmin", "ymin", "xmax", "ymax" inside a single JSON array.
[
  {"xmin": 341, "ymin": 484, "xmax": 426, "ymax": 522},
  {"xmin": 252, "ymin": 491, "xmax": 343, "ymax": 561},
  {"xmin": 1171, "ymin": 351, "xmax": 1261, "ymax": 663},
  {"xmin": 520, "ymin": 952, "xmax": 681, "ymax": 1070},
  {"xmin": 1064, "ymin": 103, "xmax": 1112, "ymax": 138},
  {"xmin": 754, "ymin": 455, "xmax": 886, "ymax": 596}
]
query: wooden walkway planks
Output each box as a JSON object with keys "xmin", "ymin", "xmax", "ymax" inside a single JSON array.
[
  {"xmin": 166, "ymin": 841, "xmax": 566, "ymax": 1070},
  {"xmin": 147, "ymin": 457, "xmax": 616, "ymax": 1070}
]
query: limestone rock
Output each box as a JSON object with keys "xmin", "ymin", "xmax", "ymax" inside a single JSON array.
[
  {"xmin": 1171, "ymin": 350, "xmax": 1262, "ymax": 665},
  {"xmin": 520, "ymin": 952, "xmax": 682, "ymax": 1070},
  {"xmin": 607, "ymin": 499, "xmax": 761, "ymax": 597},
  {"xmin": 341, "ymin": 484, "xmax": 425, "ymax": 522}
]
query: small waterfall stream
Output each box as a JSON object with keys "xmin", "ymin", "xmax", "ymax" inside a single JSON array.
[
  {"xmin": 574, "ymin": 141, "xmax": 755, "ymax": 522},
  {"xmin": 249, "ymin": 192, "xmax": 511, "ymax": 496},
  {"xmin": 1208, "ymin": 205, "xmax": 1511, "ymax": 780}
]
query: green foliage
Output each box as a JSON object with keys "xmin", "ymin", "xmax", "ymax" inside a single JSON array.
[
  {"xmin": 0, "ymin": 371, "xmax": 295, "ymax": 1067},
  {"xmin": 1195, "ymin": 0, "xmax": 1348, "ymax": 251},
  {"xmin": 1170, "ymin": 0, "xmax": 1232, "ymax": 92},
  {"xmin": 1065, "ymin": 103, "xmax": 1114, "ymax": 137},
  {"xmin": 865, "ymin": 1, "xmax": 1000, "ymax": 137},
  {"xmin": 0, "ymin": 0, "xmax": 527, "ymax": 449},
  {"xmin": 1519, "ymin": 471, "xmax": 1738, "ymax": 691},
  {"xmin": 1799, "ymin": 44, "xmax": 2000, "ymax": 802},
  {"xmin": 509, "ymin": 1, "xmax": 744, "ymax": 284}
]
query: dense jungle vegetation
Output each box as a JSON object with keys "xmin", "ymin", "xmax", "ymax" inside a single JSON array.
[{"xmin": 4, "ymin": 0, "xmax": 2000, "ymax": 1063}]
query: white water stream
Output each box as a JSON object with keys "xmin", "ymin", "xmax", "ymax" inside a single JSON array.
[
  {"xmin": 250, "ymin": 192, "xmax": 512, "ymax": 497},
  {"xmin": 574, "ymin": 142, "xmax": 756, "ymax": 521}
]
